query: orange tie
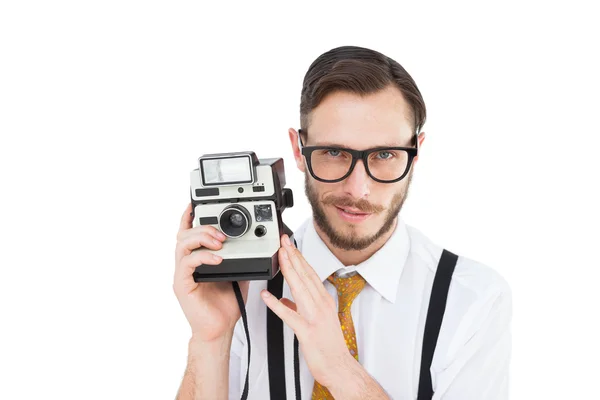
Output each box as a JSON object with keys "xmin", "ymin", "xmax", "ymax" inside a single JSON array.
[{"xmin": 311, "ymin": 272, "xmax": 367, "ymax": 400}]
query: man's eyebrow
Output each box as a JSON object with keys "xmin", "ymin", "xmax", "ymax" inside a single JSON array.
[
  {"xmin": 310, "ymin": 141, "xmax": 347, "ymax": 147},
  {"xmin": 377, "ymin": 140, "xmax": 410, "ymax": 147},
  {"xmin": 311, "ymin": 140, "xmax": 411, "ymax": 148}
]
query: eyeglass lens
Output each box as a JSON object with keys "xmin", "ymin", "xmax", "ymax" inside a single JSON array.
[{"xmin": 309, "ymin": 149, "xmax": 409, "ymax": 181}]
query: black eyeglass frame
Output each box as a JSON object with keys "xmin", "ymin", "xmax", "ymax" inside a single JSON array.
[{"xmin": 297, "ymin": 129, "xmax": 419, "ymax": 184}]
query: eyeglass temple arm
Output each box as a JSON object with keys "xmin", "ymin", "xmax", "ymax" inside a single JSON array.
[
  {"xmin": 297, "ymin": 129, "xmax": 305, "ymax": 148},
  {"xmin": 415, "ymin": 131, "xmax": 419, "ymax": 152}
]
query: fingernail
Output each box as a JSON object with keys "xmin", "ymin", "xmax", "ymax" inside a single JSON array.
[
  {"xmin": 213, "ymin": 254, "xmax": 222, "ymax": 261},
  {"xmin": 216, "ymin": 231, "xmax": 226, "ymax": 240},
  {"xmin": 261, "ymin": 290, "xmax": 271, "ymax": 298},
  {"xmin": 213, "ymin": 239, "xmax": 222, "ymax": 247},
  {"xmin": 284, "ymin": 235, "xmax": 291, "ymax": 247}
]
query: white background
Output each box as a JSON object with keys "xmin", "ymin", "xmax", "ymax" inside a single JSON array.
[{"xmin": 1, "ymin": 1, "xmax": 598, "ymax": 399}]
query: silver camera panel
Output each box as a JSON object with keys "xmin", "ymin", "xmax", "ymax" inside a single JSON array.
[{"xmin": 192, "ymin": 200, "xmax": 280, "ymax": 259}]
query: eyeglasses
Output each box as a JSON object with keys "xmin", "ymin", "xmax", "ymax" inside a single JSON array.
[{"xmin": 297, "ymin": 129, "xmax": 419, "ymax": 183}]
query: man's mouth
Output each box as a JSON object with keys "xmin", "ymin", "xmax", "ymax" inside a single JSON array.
[
  {"xmin": 335, "ymin": 206, "xmax": 369, "ymax": 215},
  {"xmin": 333, "ymin": 206, "xmax": 374, "ymax": 222}
]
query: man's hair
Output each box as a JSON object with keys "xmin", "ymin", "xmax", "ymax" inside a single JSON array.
[{"xmin": 300, "ymin": 45, "xmax": 426, "ymax": 140}]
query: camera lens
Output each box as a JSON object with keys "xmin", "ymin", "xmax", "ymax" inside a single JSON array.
[
  {"xmin": 254, "ymin": 225, "xmax": 267, "ymax": 237},
  {"xmin": 218, "ymin": 205, "xmax": 251, "ymax": 238},
  {"xmin": 229, "ymin": 213, "xmax": 244, "ymax": 228}
]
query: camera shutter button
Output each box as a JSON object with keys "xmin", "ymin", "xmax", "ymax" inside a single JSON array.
[{"xmin": 254, "ymin": 225, "xmax": 267, "ymax": 237}]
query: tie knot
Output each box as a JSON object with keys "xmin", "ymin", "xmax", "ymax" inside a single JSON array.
[{"xmin": 327, "ymin": 273, "xmax": 366, "ymax": 313}]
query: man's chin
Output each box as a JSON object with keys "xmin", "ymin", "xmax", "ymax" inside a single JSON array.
[{"xmin": 319, "ymin": 222, "xmax": 379, "ymax": 251}]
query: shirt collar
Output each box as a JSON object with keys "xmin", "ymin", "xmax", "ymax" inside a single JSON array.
[{"xmin": 299, "ymin": 217, "xmax": 411, "ymax": 304}]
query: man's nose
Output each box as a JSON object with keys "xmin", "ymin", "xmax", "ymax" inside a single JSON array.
[{"xmin": 342, "ymin": 159, "xmax": 371, "ymax": 199}]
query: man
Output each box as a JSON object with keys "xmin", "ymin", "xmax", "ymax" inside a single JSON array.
[{"xmin": 173, "ymin": 45, "xmax": 512, "ymax": 399}]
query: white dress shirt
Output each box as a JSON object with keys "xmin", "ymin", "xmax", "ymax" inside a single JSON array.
[{"xmin": 228, "ymin": 216, "xmax": 512, "ymax": 400}]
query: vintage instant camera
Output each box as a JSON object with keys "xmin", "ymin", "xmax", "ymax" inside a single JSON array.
[{"xmin": 189, "ymin": 151, "xmax": 294, "ymax": 282}]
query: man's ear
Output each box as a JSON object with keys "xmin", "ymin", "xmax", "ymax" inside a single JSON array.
[
  {"xmin": 413, "ymin": 131, "xmax": 426, "ymax": 164},
  {"xmin": 288, "ymin": 128, "xmax": 306, "ymax": 173}
]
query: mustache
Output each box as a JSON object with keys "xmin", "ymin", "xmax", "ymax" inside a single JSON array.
[{"xmin": 322, "ymin": 196, "xmax": 384, "ymax": 213}]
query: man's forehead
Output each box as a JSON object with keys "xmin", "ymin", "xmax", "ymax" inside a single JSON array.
[
  {"xmin": 306, "ymin": 87, "xmax": 414, "ymax": 146},
  {"xmin": 308, "ymin": 128, "xmax": 412, "ymax": 147}
]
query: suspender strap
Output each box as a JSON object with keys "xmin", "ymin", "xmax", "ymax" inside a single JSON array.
[
  {"xmin": 267, "ymin": 270, "xmax": 287, "ymax": 399},
  {"xmin": 267, "ymin": 239, "xmax": 302, "ymax": 400},
  {"xmin": 233, "ymin": 281, "xmax": 250, "ymax": 399},
  {"xmin": 237, "ymin": 226, "xmax": 296, "ymax": 400},
  {"xmin": 417, "ymin": 249, "xmax": 458, "ymax": 400},
  {"xmin": 293, "ymin": 335, "xmax": 301, "ymax": 400}
]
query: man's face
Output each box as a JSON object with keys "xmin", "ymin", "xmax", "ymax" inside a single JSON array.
[{"xmin": 291, "ymin": 85, "xmax": 422, "ymax": 251}]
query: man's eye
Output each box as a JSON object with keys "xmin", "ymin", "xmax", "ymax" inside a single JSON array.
[
  {"xmin": 376, "ymin": 151, "xmax": 393, "ymax": 160},
  {"xmin": 327, "ymin": 149, "xmax": 341, "ymax": 157}
]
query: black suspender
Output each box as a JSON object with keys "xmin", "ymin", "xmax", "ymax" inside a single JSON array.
[
  {"xmin": 263, "ymin": 247, "xmax": 458, "ymax": 400},
  {"xmin": 266, "ymin": 240, "xmax": 302, "ymax": 400},
  {"xmin": 266, "ymin": 270, "xmax": 287, "ymax": 399},
  {"xmin": 417, "ymin": 249, "xmax": 458, "ymax": 400}
]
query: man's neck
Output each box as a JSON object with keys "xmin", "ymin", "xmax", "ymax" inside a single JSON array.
[{"xmin": 313, "ymin": 217, "xmax": 398, "ymax": 267}]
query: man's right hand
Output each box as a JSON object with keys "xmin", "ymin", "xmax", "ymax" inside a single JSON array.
[{"xmin": 173, "ymin": 203, "xmax": 250, "ymax": 343}]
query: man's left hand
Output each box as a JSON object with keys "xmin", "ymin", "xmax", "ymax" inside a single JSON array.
[{"xmin": 260, "ymin": 234, "xmax": 353, "ymax": 389}]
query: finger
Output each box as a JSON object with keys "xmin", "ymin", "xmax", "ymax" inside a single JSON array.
[
  {"xmin": 174, "ymin": 250, "xmax": 223, "ymax": 292},
  {"xmin": 285, "ymin": 236, "xmax": 329, "ymax": 299},
  {"xmin": 261, "ymin": 290, "xmax": 304, "ymax": 332},
  {"xmin": 179, "ymin": 203, "xmax": 193, "ymax": 231},
  {"xmin": 178, "ymin": 224, "xmax": 226, "ymax": 242},
  {"xmin": 278, "ymin": 244, "xmax": 316, "ymax": 309},
  {"xmin": 176, "ymin": 232, "xmax": 225, "ymax": 262},
  {"xmin": 281, "ymin": 236, "xmax": 323, "ymax": 303}
]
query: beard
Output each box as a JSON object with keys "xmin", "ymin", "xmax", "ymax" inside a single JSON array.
[{"xmin": 305, "ymin": 170, "xmax": 413, "ymax": 251}]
